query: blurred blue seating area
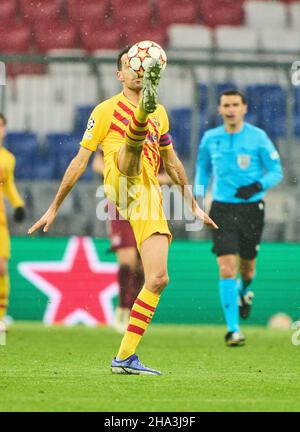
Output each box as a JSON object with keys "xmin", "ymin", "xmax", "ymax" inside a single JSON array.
[
  {"xmin": 5, "ymin": 83, "xmax": 299, "ymax": 179},
  {"xmin": 6, "ymin": 132, "xmax": 93, "ymax": 181}
]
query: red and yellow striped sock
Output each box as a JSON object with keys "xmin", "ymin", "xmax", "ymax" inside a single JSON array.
[
  {"xmin": 125, "ymin": 105, "xmax": 149, "ymax": 149},
  {"xmin": 0, "ymin": 275, "xmax": 9, "ymax": 320},
  {"xmin": 117, "ymin": 286, "xmax": 160, "ymax": 360}
]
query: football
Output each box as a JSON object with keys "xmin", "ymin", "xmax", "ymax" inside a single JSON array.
[{"xmin": 127, "ymin": 40, "xmax": 167, "ymax": 79}]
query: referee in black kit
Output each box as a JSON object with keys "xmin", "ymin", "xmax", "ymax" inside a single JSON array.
[{"xmin": 194, "ymin": 90, "xmax": 283, "ymax": 346}]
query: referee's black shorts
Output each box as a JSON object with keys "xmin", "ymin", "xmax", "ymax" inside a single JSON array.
[{"xmin": 209, "ymin": 200, "xmax": 265, "ymax": 260}]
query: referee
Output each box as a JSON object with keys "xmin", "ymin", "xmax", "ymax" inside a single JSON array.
[{"xmin": 194, "ymin": 89, "xmax": 283, "ymax": 346}]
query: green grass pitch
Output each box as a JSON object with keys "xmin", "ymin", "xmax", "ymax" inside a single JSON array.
[{"xmin": 1, "ymin": 324, "xmax": 300, "ymax": 412}]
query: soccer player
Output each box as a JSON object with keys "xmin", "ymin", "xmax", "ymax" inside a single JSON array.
[
  {"xmin": 28, "ymin": 46, "xmax": 217, "ymax": 375},
  {"xmin": 0, "ymin": 114, "xmax": 26, "ymax": 331},
  {"xmin": 194, "ymin": 89, "xmax": 283, "ymax": 347}
]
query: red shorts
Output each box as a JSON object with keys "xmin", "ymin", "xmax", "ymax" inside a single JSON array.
[{"xmin": 107, "ymin": 202, "xmax": 137, "ymax": 251}]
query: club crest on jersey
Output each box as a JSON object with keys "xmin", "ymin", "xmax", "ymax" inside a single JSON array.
[
  {"xmin": 237, "ymin": 154, "xmax": 251, "ymax": 169},
  {"xmin": 87, "ymin": 118, "xmax": 95, "ymax": 130}
]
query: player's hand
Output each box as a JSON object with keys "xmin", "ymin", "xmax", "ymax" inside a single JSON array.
[
  {"xmin": 235, "ymin": 182, "xmax": 262, "ymax": 200},
  {"xmin": 193, "ymin": 205, "xmax": 218, "ymax": 230},
  {"xmin": 14, "ymin": 207, "xmax": 26, "ymax": 223},
  {"xmin": 27, "ymin": 207, "xmax": 57, "ymax": 235}
]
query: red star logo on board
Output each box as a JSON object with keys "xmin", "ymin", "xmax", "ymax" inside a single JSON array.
[{"xmin": 19, "ymin": 237, "xmax": 119, "ymax": 326}]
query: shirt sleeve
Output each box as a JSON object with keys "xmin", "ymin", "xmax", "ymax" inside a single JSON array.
[
  {"xmin": 258, "ymin": 132, "xmax": 284, "ymax": 190},
  {"xmin": 193, "ymin": 133, "xmax": 212, "ymax": 197},
  {"xmin": 3, "ymin": 155, "xmax": 25, "ymax": 209},
  {"xmin": 80, "ymin": 101, "xmax": 112, "ymax": 152},
  {"xmin": 158, "ymin": 105, "xmax": 174, "ymax": 151}
]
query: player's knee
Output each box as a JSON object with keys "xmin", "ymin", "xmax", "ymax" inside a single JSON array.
[
  {"xmin": 0, "ymin": 260, "xmax": 8, "ymax": 277},
  {"xmin": 147, "ymin": 272, "xmax": 169, "ymax": 294},
  {"xmin": 219, "ymin": 264, "xmax": 236, "ymax": 279}
]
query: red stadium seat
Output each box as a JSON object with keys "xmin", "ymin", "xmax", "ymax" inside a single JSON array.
[
  {"xmin": 0, "ymin": 23, "xmax": 31, "ymax": 53},
  {"xmin": 199, "ymin": 0, "xmax": 244, "ymax": 27},
  {"xmin": 111, "ymin": 1, "xmax": 153, "ymax": 26},
  {"xmin": 35, "ymin": 23, "xmax": 78, "ymax": 53},
  {"xmin": 157, "ymin": 0, "xmax": 199, "ymax": 25},
  {"xmin": 0, "ymin": 0, "xmax": 18, "ymax": 24},
  {"xmin": 125, "ymin": 25, "xmax": 168, "ymax": 47},
  {"xmin": 20, "ymin": 0, "xmax": 61, "ymax": 24},
  {"xmin": 80, "ymin": 24, "xmax": 121, "ymax": 51},
  {"xmin": 66, "ymin": 0, "xmax": 110, "ymax": 24}
]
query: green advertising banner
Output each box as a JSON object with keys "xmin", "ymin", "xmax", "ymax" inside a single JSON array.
[{"xmin": 8, "ymin": 237, "xmax": 300, "ymax": 325}]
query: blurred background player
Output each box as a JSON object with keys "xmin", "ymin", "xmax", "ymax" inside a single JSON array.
[
  {"xmin": 0, "ymin": 114, "xmax": 26, "ymax": 332},
  {"xmin": 92, "ymin": 149, "xmax": 172, "ymax": 333},
  {"xmin": 194, "ymin": 89, "xmax": 283, "ymax": 347}
]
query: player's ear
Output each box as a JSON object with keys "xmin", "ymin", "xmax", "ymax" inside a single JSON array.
[{"xmin": 117, "ymin": 70, "xmax": 124, "ymax": 83}]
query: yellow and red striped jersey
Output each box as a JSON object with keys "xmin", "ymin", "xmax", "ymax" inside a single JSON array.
[
  {"xmin": 80, "ymin": 92, "xmax": 173, "ymax": 178},
  {"xmin": 0, "ymin": 146, "xmax": 24, "ymax": 227}
]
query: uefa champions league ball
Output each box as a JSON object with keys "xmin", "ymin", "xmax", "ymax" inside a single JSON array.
[{"xmin": 127, "ymin": 40, "xmax": 167, "ymax": 78}]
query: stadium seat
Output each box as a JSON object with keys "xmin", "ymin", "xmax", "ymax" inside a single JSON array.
[
  {"xmin": 66, "ymin": 0, "xmax": 109, "ymax": 24},
  {"xmin": 289, "ymin": 2, "xmax": 300, "ymax": 28},
  {"xmin": 260, "ymin": 29, "xmax": 300, "ymax": 52},
  {"xmin": 169, "ymin": 108, "xmax": 192, "ymax": 157},
  {"xmin": 0, "ymin": 0, "xmax": 18, "ymax": 24},
  {"xmin": 199, "ymin": 0, "xmax": 244, "ymax": 27},
  {"xmin": 20, "ymin": 0, "xmax": 61, "ymax": 24},
  {"xmin": 35, "ymin": 22, "xmax": 78, "ymax": 53},
  {"xmin": 80, "ymin": 23, "xmax": 121, "ymax": 51},
  {"xmin": 157, "ymin": 0, "xmax": 198, "ymax": 25},
  {"xmin": 45, "ymin": 133, "xmax": 93, "ymax": 180},
  {"xmin": 245, "ymin": 84, "xmax": 287, "ymax": 140},
  {"xmin": 111, "ymin": 1, "xmax": 153, "ymax": 26},
  {"xmin": 168, "ymin": 25, "xmax": 212, "ymax": 49},
  {"xmin": 294, "ymin": 87, "xmax": 300, "ymax": 137},
  {"xmin": 244, "ymin": 1, "xmax": 287, "ymax": 29},
  {"xmin": 0, "ymin": 24, "xmax": 31, "ymax": 53},
  {"xmin": 74, "ymin": 105, "xmax": 95, "ymax": 135},
  {"xmin": 215, "ymin": 26, "xmax": 258, "ymax": 51},
  {"xmin": 125, "ymin": 25, "xmax": 168, "ymax": 46},
  {"xmin": 47, "ymin": 49, "xmax": 92, "ymax": 75},
  {"xmin": 34, "ymin": 147, "xmax": 57, "ymax": 180},
  {"xmin": 5, "ymin": 132, "xmax": 39, "ymax": 180}
]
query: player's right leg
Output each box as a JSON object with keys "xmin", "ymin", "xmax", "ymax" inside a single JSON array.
[
  {"xmin": 117, "ymin": 59, "xmax": 162, "ymax": 178},
  {"xmin": 217, "ymin": 255, "xmax": 245, "ymax": 347},
  {"xmin": 111, "ymin": 234, "xmax": 169, "ymax": 375}
]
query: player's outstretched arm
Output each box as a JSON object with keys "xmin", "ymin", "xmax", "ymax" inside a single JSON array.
[
  {"xmin": 161, "ymin": 148, "xmax": 218, "ymax": 229},
  {"xmin": 28, "ymin": 146, "xmax": 93, "ymax": 234}
]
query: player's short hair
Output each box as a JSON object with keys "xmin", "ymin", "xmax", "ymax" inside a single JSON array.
[
  {"xmin": 117, "ymin": 46, "xmax": 132, "ymax": 71},
  {"xmin": 0, "ymin": 113, "xmax": 7, "ymax": 125},
  {"xmin": 218, "ymin": 89, "xmax": 247, "ymax": 105}
]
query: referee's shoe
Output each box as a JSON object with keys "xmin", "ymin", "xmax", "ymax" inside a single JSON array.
[{"xmin": 225, "ymin": 331, "xmax": 246, "ymax": 347}]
